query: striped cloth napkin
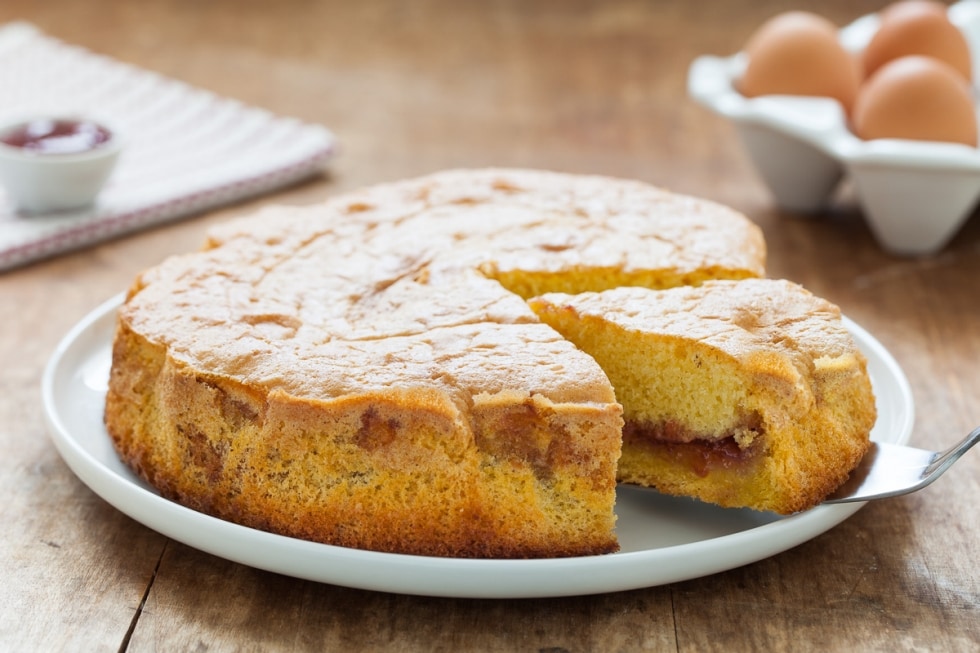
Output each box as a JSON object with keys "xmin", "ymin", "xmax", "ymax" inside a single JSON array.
[{"xmin": 0, "ymin": 22, "xmax": 336, "ymax": 271}]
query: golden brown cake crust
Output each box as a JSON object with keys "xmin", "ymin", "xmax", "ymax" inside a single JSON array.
[{"xmin": 105, "ymin": 168, "xmax": 767, "ymax": 558}]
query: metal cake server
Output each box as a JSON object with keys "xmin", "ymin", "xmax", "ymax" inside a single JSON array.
[{"xmin": 823, "ymin": 426, "xmax": 980, "ymax": 504}]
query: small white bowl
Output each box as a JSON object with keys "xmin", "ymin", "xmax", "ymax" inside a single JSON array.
[
  {"xmin": 0, "ymin": 116, "xmax": 122, "ymax": 213},
  {"xmin": 688, "ymin": 0, "xmax": 980, "ymax": 256}
]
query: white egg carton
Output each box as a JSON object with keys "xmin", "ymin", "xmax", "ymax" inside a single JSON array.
[{"xmin": 688, "ymin": 0, "xmax": 980, "ymax": 256}]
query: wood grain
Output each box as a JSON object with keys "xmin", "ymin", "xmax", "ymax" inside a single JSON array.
[{"xmin": 1, "ymin": 0, "xmax": 978, "ymax": 651}]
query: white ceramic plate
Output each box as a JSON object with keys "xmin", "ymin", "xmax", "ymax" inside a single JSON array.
[{"xmin": 42, "ymin": 295, "xmax": 914, "ymax": 598}]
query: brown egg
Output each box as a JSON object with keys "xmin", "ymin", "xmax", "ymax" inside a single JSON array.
[
  {"xmin": 739, "ymin": 11, "xmax": 861, "ymax": 114},
  {"xmin": 852, "ymin": 55, "xmax": 977, "ymax": 146},
  {"xmin": 862, "ymin": 0, "xmax": 972, "ymax": 81}
]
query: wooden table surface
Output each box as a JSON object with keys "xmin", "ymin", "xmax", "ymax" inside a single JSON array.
[{"xmin": 2, "ymin": 0, "xmax": 978, "ymax": 650}]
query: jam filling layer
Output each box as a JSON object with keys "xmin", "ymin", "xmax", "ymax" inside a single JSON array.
[{"xmin": 622, "ymin": 416, "xmax": 764, "ymax": 477}]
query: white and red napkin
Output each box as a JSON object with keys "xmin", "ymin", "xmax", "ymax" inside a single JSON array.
[{"xmin": 0, "ymin": 22, "xmax": 336, "ymax": 271}]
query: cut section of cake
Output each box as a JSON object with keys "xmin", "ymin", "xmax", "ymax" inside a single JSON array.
[{"xmin": 528, "ymin": 279, "xmax": 876, "ymax": 514}]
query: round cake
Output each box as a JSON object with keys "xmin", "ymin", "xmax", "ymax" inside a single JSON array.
[{"xmin": 105, "ymin": 168, "xmax": 776, "ymax": 558}]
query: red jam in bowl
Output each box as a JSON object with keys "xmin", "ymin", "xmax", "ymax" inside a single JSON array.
[{"xmin": 1, "ymin": 119, "xmax": 112, "ymax": 155}]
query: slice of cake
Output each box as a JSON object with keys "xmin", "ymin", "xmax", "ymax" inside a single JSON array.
[{"xmin": 529, "ymin": 279, "xmax": 876, "ymax": 514}]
